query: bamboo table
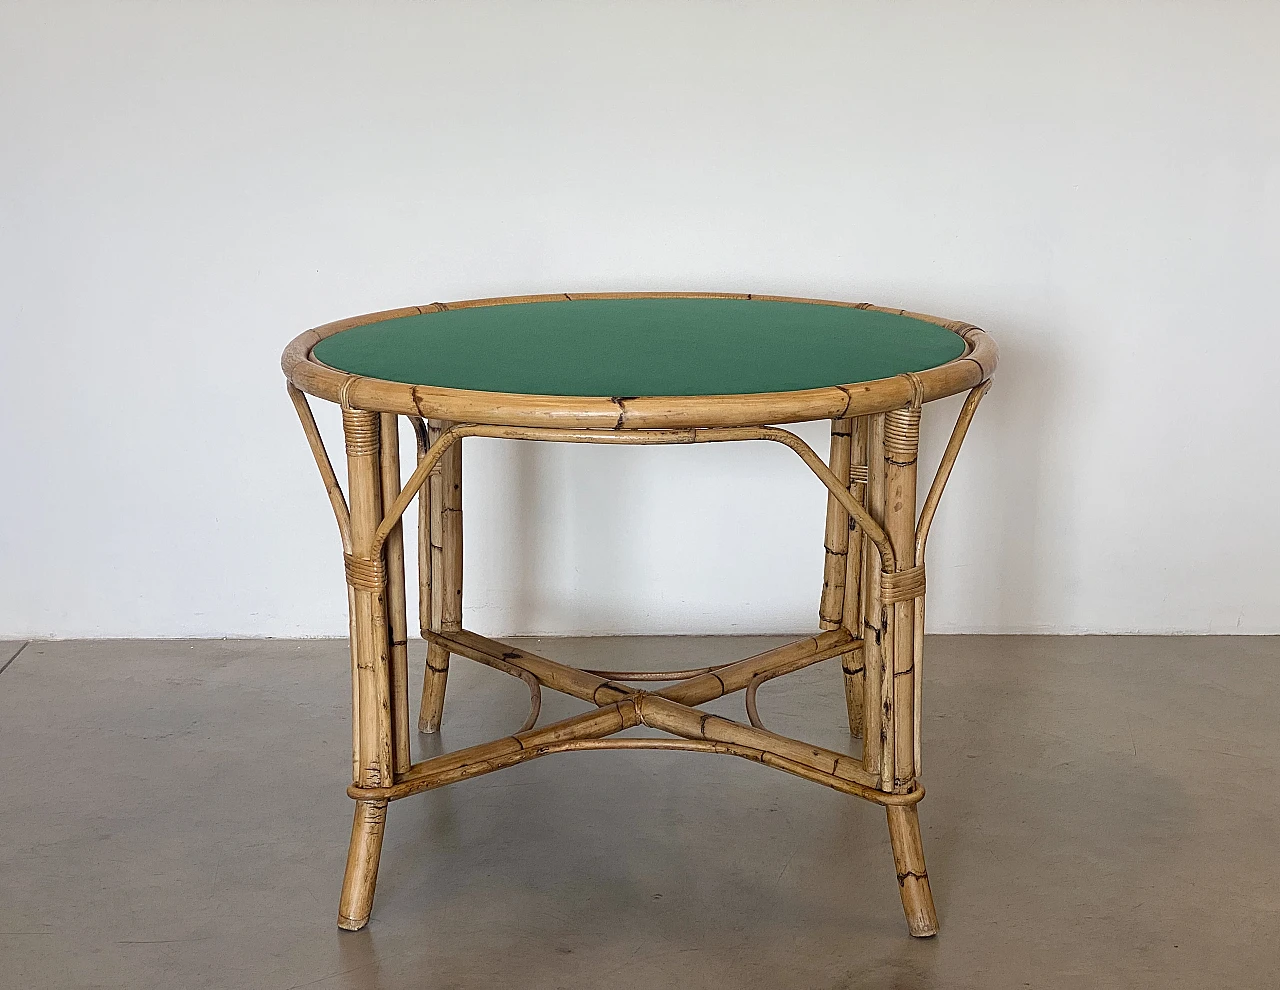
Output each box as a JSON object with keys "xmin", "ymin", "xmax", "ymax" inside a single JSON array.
[{"xmin": 282, "ymin": 292, "xmax": 996, "ymax": 934}]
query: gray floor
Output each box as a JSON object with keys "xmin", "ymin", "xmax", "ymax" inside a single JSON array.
[{"xmin": 1, "ymin": 635, "xmax": 1277, "ymax": 989}]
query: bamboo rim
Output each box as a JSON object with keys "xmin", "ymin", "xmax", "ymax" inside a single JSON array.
[{"xmin": 282, "ymin": 292, "xmax": 997, "ymax": 430}]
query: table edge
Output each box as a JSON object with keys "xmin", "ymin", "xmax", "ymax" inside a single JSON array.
[{"xmin": 281, "ymin": 292, "xmax": 998, "ymax": 428}]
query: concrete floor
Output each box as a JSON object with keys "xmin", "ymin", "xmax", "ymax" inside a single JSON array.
[{"xmin": 0, "ymin": 636, "xmax": 1276, "ymax": 989}]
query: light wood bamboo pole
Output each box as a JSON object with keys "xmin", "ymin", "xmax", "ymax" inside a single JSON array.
[
  {"xmin": 842, "ymin": 416, "xmax": 869, "ymax": 737},
  {"xmin": 432, "ymin": 629, "xmax": 632, "ymax": 705},
  {"xmin": 410, "ymin": 416, "xmax": 432, "ymax": 637},
  {"xmin": 484, "ymin": 742, "xmax": 919, "ymax": 806},
  {"xmin": 286, "ymin": 384, "xmax": 352, "ymax": 553},
  {"xmin": 884, "ymin": 403, "xmax": 920, "ymax": 792},
  {"xmin": 819, "ymin": 418, "xmax": 853, "ymax": 629},
  {"xmin": 581, "ymin": 665, "xmax": 728, "ymax": 681},
  {"xmin": 915, "ymin": 381, "xmax": 992, "ymax": 562},
  {"xmin": 411, "ymin": 417, "xmax": 451, "ymax": 728},
  {"xmin": 658, "ymin": 628, "xmax": 855, "ymax": 706},
  {"xmin": 379, "ymin": 414, "xmax": 411, "ymax": 773},
  {"xmin": 880, "ymin": 393, "xmax": 939, "ymax": 937},
  {"xmin": 338, "ymin": 799, "xmax": 386, "ymax": 931},
  {"xmin": 417, "ymin": 420, "xmax": 454, "ymax": 732},
  {"xmin": 338, "ymin": 407, "xmax": 392, "ymax": 931},
  {"xmin": 861, "ymin": 414, "xmax": 888, "ymax": 779},
  {"xmin": 638, "ymin": 695, "xmax": 880, "ymax": 791},
  {"xmin": 428, "ymin": 419, "xmax": 446, "ymax": 640},
  {"xmin": 914, "ymin": 591, "xmax": 926, "ymax": 777},
  {"xmin": 744, "ymin": 674, "xmax": 767, "ymax": 729},
  {"xmin": 441, "ymin": 422, "xmax": 463, "ymax": 640},
  {"xmin": 344, "ymin": 409, "xmax": 392, "ymax": 785},
  {"xmin": 360, "ymin": 702, "xmax": 641, "ymax": 800},
  {"xmin": 346, "ymin": 590, "xmax": 359, "ymax": 782},
  {"xmin": 887, "ymin": 804, "xmax": 938, "ymax": 937},
  {"xmin": 368, "ymin": 567, "xmax": 395, "ymax": 788},
  {"xmin": 754, "ymin": 751, "xmax": 921, "ymax": 806}
]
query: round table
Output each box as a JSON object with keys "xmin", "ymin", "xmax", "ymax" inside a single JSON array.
[{"xmin": 282, "ymin": 292, "xmax": 997, "ymax": 935}]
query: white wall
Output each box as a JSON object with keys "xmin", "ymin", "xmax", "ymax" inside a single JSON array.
[{"xmin": 2, "ymin": 1, "xmax": 1277, "ymax": 638}]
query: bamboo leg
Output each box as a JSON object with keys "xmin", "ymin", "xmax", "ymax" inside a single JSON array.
[
  {"xmin": 842, "ymin": 416, "xmax": 868, "ymax": 736},
  {"xmin": 861, "ymin": 414, "xmax": 887, "ymax": 778},
  {"xmin": 884, "ymin": 404, "xmax": 919, "ymax": 791},
  {"xmin": 413, "ymin": 419, "xmax": 443, "ymax": 731},
  {"xmin": 881, "ymin": 398, "xmax": 938, "ymax": 935},
  {"xmin": 887, "ymin": 805, "xmax": 938, "ymax": 937},
  {"xmin": 412, "ymin": 416, "xmax": 432, "ymax": 666},
  {"xmin": 347, "ymin": 585, "xmax": 359, "ymax": 783},
  {"xmin": 380, "ymin": 414, "xmax": 411, "ymax": 773},
  {"xmin": 339, "ymin": 408, "xmax": 392, "ymax": 931},
  {"xmin": 819, "ymin": 418, "xmax": 852, "ymax": 630},
  {"xmin": 419, "ymin": 419, "xmax": 447, "ymax": 731},
  {"xmin": 441, "ymin": 421, "xmax": 464, "ymax": 632},
  {"xmin": 418, "ymin": 419, "xmax": 461, "ymax": 732}
]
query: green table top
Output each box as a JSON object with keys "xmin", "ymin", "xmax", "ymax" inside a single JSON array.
[{"xmin": 312, "ymin": 298, "xmax": 966, "ymax": 398}]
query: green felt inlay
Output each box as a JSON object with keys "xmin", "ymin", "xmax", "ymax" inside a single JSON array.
[{"xmin": 312, "ymin": 298, "xmax": 965, "ymax": 397}]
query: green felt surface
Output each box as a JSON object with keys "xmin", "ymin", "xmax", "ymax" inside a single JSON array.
[{"xmin": 312, "ymin": 298, "xmax": 966, "ymax": 397}]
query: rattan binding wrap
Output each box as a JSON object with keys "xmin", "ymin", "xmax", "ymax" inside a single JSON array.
[{"xmin": 881, "ymin": 565, "xmax": 926, "ymax": 605}]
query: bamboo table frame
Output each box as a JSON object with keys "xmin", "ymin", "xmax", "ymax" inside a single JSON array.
[{"xmin": 282, "ymin": 292, "xmax": 997, "ymax": 935}]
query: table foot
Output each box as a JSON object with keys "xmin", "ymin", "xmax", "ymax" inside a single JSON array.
[
  {"xmin": 338, "ymin": 799, "xmax": 388, "ymax": 931},
  {"xmin": 886, "ymin": 804, "xmax": 938, "ymax": 936}
]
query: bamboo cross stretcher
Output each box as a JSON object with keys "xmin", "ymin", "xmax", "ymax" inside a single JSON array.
[{"xmin": 282, "ymin": 292, "xmax": 997, "ymax": 936}]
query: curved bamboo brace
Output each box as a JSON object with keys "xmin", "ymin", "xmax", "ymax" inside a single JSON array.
[
  {"xmin": 513, "ymin": 670, "xmax": 542, "ymax": 733},
  {"xmin": 745, "ymin": 674, "xmax": 768, "ymax": 729},
  {"xmin": 915, "ymin": 381, "xmax": 991, "ymax": 563},
  {"xmin": 369, "ymin": 422, "xmax": 895, "ymax": 569},
  {"xmin": 408, "ymin": 414, "xmax": 430, "ymax": 451},
  {"xmin": 287, "ymin": 383, "xmax": 352, "ymax": 553},
  {"xmin": 442, "ymin": 637, "xmax": 542, "ymax": 733},
  {"xmin": 744, "ymin": 637, "xmax": 855, "ymax": 729},
  {"xmin": 581, "ymin": 664, "xmax": 729, "ymax": 681},
  {"xmin": 742, "ymin": 426, "xmax": 894, "ymax": 569}
]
